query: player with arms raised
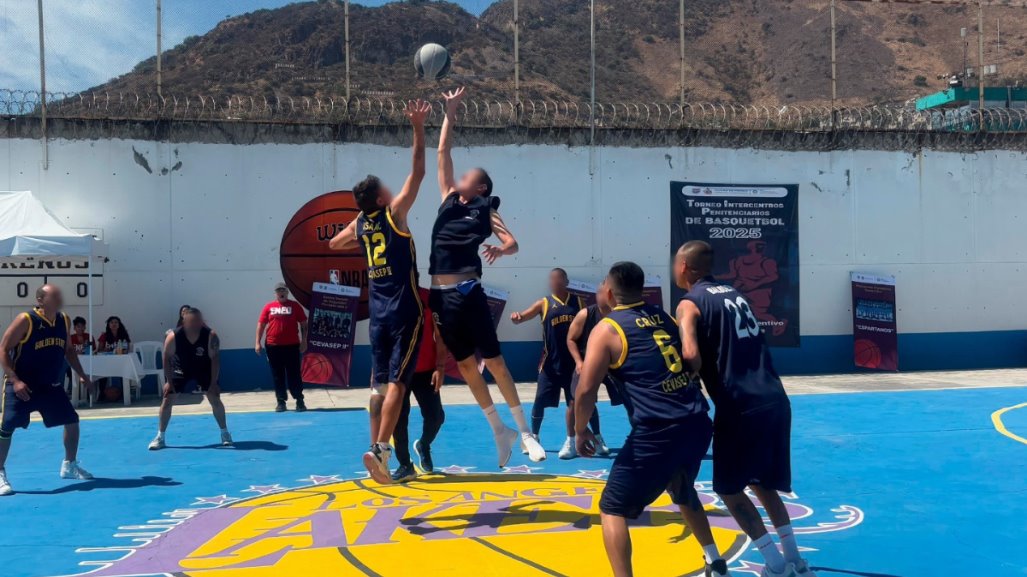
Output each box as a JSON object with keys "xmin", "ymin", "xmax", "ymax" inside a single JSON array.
[
  {"xmin": 330, "ymin": 99, "xmax": 432, "ymax": 484},
  {"xmin": 675, "ymin": 240, "xmax": 816, "ymax": 577},
  {"xmin": 430, "ymin": 87, "xmax": 545, "ymax": 466},
  {"xmin": 575, "ymin": 262, "xmax": 732, "ymax": 577}
]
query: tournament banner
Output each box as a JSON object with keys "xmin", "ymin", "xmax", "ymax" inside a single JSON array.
[
  {"xmin": 302, "ymin": 282, "xmax": 360, "ymax": 387},
  {"xmin": 567, "ymin": 279, "xmax": 598, "ymax": 307},
  {"xmin": 643, "ymin": 276, "xmax": 664, "ymax": 309},
  {"xmin": 444, "ymin": 286, "xmax": 510, "ymax": 381},
  {"xmin": 851, "ymin": 272, "xmax": 898, "ymax": 371},
  {"xmin": 670, "ymin": 182, "xmax": 800, "ymax": 347}
]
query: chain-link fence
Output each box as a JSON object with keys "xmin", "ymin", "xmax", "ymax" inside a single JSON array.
[{"xmin": 4, "ymin": 0, "xmax": 1027, "ymax": 132}]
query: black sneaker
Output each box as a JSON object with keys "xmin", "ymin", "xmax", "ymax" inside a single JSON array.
[
  {"xmin": 275, "ymin": 401, "xmax": 286, "ymax": 413},
  {"xmin": 413, "ymin": 439, "xmax": 433, "ymax": 473},
  {"xmin": 705, "ymin": 559, "xmax": 730, "ymax": 576},
  {"xmin": 391, "ymin": 463, "xmax": 417, "ymax": 483},
  {"xmin": 295, "ymin": 400, "xmax": 307, "ymax": 412}
]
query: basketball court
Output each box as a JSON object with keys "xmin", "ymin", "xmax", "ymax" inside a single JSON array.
[{"xmin": 3, "ymin": 374, "xmax": 1025, "ymax": 577}]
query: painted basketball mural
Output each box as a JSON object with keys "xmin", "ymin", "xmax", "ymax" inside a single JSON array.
[
  {"xmin": 280, "ymin": 191, "xmax": 369, "ymax": 320},
  {"xmin": 70, "ymin": 472, "xmax": 864, "ymax": 577}
]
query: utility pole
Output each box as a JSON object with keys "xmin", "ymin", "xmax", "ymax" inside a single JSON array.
[
  {"xmin": 37, "ymin": 0, "xmax": 48, "ymax": 170},
  {"xmin": 514, "ymin": 0, "xmax": 520, "ymax": 105},
  {"xmin": 344, "ymin": 0, "xmax": 351, "ymax": 101},
  {"xmin": 679, "ymin": 0, "xmax": 685, "ymax": 105},
  {"xmin": 830, "ymin": 0, "xmax": 837, "ymax": 107},
  {"xmin": 589, "ymin": 0, "xmax": 596, "ymax": 175},
  {"xmin": 156, "ymin": 0, "xmax": 163, "ymax": 99},
  {"xmin": 978, "ymin": 0, "xmax": 985, "ymax": 110}
]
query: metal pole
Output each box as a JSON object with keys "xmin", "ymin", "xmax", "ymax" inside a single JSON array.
[
  {"xmin": 344, "ymin": 0, "xmax": 351, "ymax": 101},
  {"xmin": 830, "ymin": 0, "xmax": 837, "ymax": 106},
  {"xmin": 156, "ymin": 0, "xmax": 163, "ymax": 99},
  {"xmin": 37, "ymin": 0, "xmax": 48, "ymax": 170},
  {"xmin": 514, "ymin": 0, "xmax": 520, "ymax": 105},
  {"xmin": 589, "ymin": 0, "xmax": 596, "ymax": 175},
  {"xmin": 87, "ymin": 256, "xmax": 93, "ymax": 407},
  {"xmin": 679, "ymin": 0, "xmax": 685, "ymax": 105},
  {"xmin": 978, "ymin": 0, "xmax": 985, "ymax": 110}
]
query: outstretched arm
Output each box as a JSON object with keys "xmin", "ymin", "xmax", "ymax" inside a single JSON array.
[
  {"xmin": 676, "ymin": 298, "xmax": 702, "ymax": 374},
  {"xmin": 482, "ymin": 210, "xmax": 519, "ymax": 265},
  {"xmin": 437, "ymin": 87, "xmax": 465, "ymax": 200},
  {"xmin": 510, "ymin": 298, "xmax": 544, "ymax": 325},
  {"xmin": 328, "ymin": 219, "xmax": 360, "ymax": 252},
  {"xmin": 389, "ymin": 99, "xmax": 432, "ymax": 223}
]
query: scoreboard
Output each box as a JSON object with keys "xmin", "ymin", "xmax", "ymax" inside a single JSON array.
[{"xmin": 0, "ymin": 258, "xmax": 104, "ymax": 307}]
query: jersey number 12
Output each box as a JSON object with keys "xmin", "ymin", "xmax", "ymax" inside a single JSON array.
[{"xmin": 361, "ymin": 233, "xmax": 387, "ymax": 267}]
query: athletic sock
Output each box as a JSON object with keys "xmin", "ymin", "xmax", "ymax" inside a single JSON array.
[
  {"xmin": 702, "ymin": 543, "xmax": 723, "ymax": 563},
  {"xmin": 509, "ymin": 404, "xmax": 530, "ymax": 434},
  {"xmin": 220, "ymin": 428, "xmax": 228, "ymax": 434},
  {"xmin": 776, "ymin": 523, "xmax": 801, "ymax": 564},
  {"xmin": 588, "ymin": 410, "xmax": 601, "ymax": 435},
  {"xmin": 156, "ymin": 431, "xmax": 165, "ymax": 440},
  {"xmin": 483, "ymin": 405, "xmax": 505, "ymax": 436},
  {"xmin": 753, "ymin": 533, "xmax": 786, "ymax": 573},
  {"xmin": 530, "ymin": 403, "xmax": 545, "ymax": 435}
]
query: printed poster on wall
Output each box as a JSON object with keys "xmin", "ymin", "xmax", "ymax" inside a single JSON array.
[
  {"xmin": 568, "ymin": 280, "xmax": 598, "ymax": 307},
  {"xmin": 303, "ymin": 282, "xmax": 360, "ymax": 387},
  {"xmin": 670, "ymin": 182, "xmax": 800, "ymax": 347},
  {"xmin": 851, "ymin": 272, "xmax": 898, "ymax": 371},
  {"xmin": 444, "ymin": 285, "xmax": 509, "ymax": 381},
  {"xmin": 569, "ymin": 278, "xmax": 662, "ymax": 308},
  {"xmin": 643, "ymin": 276, "xmax": 664, "ymax": 309}
]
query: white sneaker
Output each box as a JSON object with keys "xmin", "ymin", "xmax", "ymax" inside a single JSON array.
[
  {"xmin": 148, "ymin": 435, "xmax": 166, "ymax": 451},
  {"xmin": 594, "ymin": 434, "xmax": 611, "ymax": 456},
  {"xmin": 521, "ymin": 433, "xmax": 538, "ymax": 455},
  {"xmin": 558, "ymin": 436, "xmax": 577, "ymax": 459},
  {"xmin": 791, "ymin": 559, "xmax": 817, "ymax": 576},
  {"xmin": 220, "ymin": 431, "xmax": 234, "ymax": 447},
  {"xmin": 522, "ymin": 431, "xmax": 547, "ymax": 462},
  {"xmin": 363, "ymin": 443, "xmax": 393, "ymax": 484},
  {"xmin": 0, "ymin": 469, "xmax": 12, "ymax": 496},
  {"xmin": 495, "ymin": 427, "xmax": 519, "ymax": 468},
  {"xmin": 761, "ymin": 563, "xmax": 798, "ymax": 577},
  {"xmin": 60, "ymin": 460, "xmax": 94, "ymax": 480}
]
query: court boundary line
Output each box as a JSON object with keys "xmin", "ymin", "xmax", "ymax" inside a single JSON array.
[{"xmin": 991, "ymin": 402, "xmax": 1027, "ymax": 446}]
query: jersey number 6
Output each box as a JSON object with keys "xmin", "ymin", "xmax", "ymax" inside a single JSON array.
[{"xmin": 652, "ymin": 329, "xmax": 683, "ymax": 373}]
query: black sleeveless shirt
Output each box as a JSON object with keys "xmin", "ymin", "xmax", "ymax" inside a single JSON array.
[
  {"xmin": 172, "ymin": 326, "xmax": 212, "ymax": 381},
  {"xmin": 429, "ymin": 193, "xmax": 500, "ymax": 277}
]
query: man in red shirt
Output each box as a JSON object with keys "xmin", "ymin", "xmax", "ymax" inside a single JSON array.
[
  {"xmin": 255, "ymin": 282, "xmax": 308, "ymax": 412},
  {"xmin": 390, "ymin": 287, "xmax": 447, "ymax": 482}
]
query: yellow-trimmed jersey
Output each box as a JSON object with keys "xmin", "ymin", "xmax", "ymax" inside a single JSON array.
[
  {"xmin": 356, "ymin": 207, "xmax": 421, "ymax": 323},
  {"xmin": 603, "ymin": 302, "xmax": 708, "ymax": 426},
  {"xmin": 10, "ymin": 308, "xmax": 69, "ymax": 387}
]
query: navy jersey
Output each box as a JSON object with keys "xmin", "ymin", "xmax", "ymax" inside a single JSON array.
[
  {"xmin": 576, "ymin": 304, "xmax": 603, "ymax": 356},
  {"xmin": 684, "ymin": 277, "xmax": 788, "ymax": 414},
  {"xmin": 539, "ymin": 293, "xmax": 583, "ymax": 376},
  {"xmin": 429, "ymin": 193, "xmax": 499, "ymax": 277},
  {"xmin": 172, "ymin": 326, "xmax": 212, "ymax": 380},
  {"xmin": 357, "ymin": 207, "xmax": 421, "ymax": 323},
  {"xmin": 11, "ymin": 309, "xmax": 69, "ymax": 387},
  {"xmin": 604, "ymin": 302, "xmax": 708, "ymax": 426}
]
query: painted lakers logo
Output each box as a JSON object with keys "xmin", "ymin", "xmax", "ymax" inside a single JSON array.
[{"xmin": 74, "ymin": 474, "xmax": 863, "ymax": 577}]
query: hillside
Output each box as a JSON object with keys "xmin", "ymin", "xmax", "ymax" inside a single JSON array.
[{"xmin": 89, "ymin": 0, "xmax": 1027, "ymax": 107}]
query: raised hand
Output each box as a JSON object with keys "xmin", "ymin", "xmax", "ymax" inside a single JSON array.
[
  {"xmin": 405, "ymin": 99, "xmax": 431, "ymax": 126},
  {"xmin": 482, "ymin": 243, "xmax": 504, "ymax": 265},
  {"xmin": 442, "ymin": 87, "xmax": 466, "ymax": 115}
]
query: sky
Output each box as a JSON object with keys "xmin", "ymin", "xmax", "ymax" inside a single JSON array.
[{"xmin": 0, "ymin": 0, "xmax": 491, "ymax": 93}]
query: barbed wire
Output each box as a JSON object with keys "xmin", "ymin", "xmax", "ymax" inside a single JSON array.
[{"xmin": 4, "ymin": 89, "xmax": 1027, "ymax": 151}]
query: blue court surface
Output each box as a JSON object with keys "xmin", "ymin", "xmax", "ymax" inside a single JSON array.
[{"xmin": 2, "ymin": 385, "xmax": 1026, "ymax": 577}]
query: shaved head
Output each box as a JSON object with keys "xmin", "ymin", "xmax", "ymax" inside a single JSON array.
[{"xmin": 677, "ymin": 241, "xmax": 714, "ymax": 275}]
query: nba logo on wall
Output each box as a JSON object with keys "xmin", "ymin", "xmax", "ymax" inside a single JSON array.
[{"xmin": 280, "ymin": 191, "xmax": 370, "ymax": 320}]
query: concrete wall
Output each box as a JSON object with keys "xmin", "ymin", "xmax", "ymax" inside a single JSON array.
[{"xmin": 2, "ymin": 137, "xmax": 1025, "ymax": 390}]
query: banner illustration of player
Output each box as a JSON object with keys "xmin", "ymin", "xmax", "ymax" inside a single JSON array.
[
  {"xmin": 444, "ymin": 285, "xmax": 509, "ymax": 381},
  {"xmin": 670, "ymin": 182, "xmax": 800, "ymax": 347},
  {"xmin": 303, "ymin": 282, "xmax": 360, "ymax": 387},
  {"xmin": 850, "ymin": 272, "xmax": 898, "ymax": 371}
]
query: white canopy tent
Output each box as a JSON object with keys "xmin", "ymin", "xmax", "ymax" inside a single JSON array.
[{"xmin": 0, "ymin": 191, "xmax": 109, "ymax": 397}]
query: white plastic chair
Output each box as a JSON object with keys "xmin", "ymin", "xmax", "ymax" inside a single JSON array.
[{"xmin": 134, "ymin": 341, "xmax": 166, "ymax": 398}]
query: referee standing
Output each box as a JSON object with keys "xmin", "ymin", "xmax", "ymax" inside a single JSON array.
[{"xmin": 255, "ymin": 282, "xmax": 308, "ymax": 412}]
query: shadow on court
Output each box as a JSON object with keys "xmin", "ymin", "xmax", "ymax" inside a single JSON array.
[
  {"xmin": 164, "ymin": 440, "xmax": 288, "ymax": 451},
  {"xmin": 18, "ymin": 475, "xmax": 181, "ymax": 495},
  {"xmin": 809, "ymin": 568, "xmax": 903, "ymax": 577}
]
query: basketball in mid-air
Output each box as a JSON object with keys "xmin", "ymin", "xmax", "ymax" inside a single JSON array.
[{"xmin": 415, "ymin": 43, "xmax": 451, "ymax": 80}]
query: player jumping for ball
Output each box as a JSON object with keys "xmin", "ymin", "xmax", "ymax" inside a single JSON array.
[
  {"xmin": 0, "ymin": 285, "xmax": 95, "ymax": 496},
  {"xmin": 575, "ymin": 262, "xmax": 733, "ymax": 577},
  {"xmin": 330, "ymin": 99, "xmax": 432, "ymax": 484},
  {"xmin": 148, "ymin": 307, "xmax": 232, "ymax": 450},
  {"xmin": 431, "ymin": 86, "xmax": 546, "ymax": 465},
  {"xmin": 676, "ymin": 241, "xmax": 816, "ymax": 577},
  {"xmin": 511, "ymin": 268, "xmax": 588, "ymax": 459}
]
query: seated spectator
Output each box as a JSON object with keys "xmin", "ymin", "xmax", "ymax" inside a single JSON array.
[
  {"xmin": 70, "ymin": 316, "xmax": 94, "ymax": 353},
  {"xmin": 97, "ymin": 316, "xmax": 132, "ymax": 353}
]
